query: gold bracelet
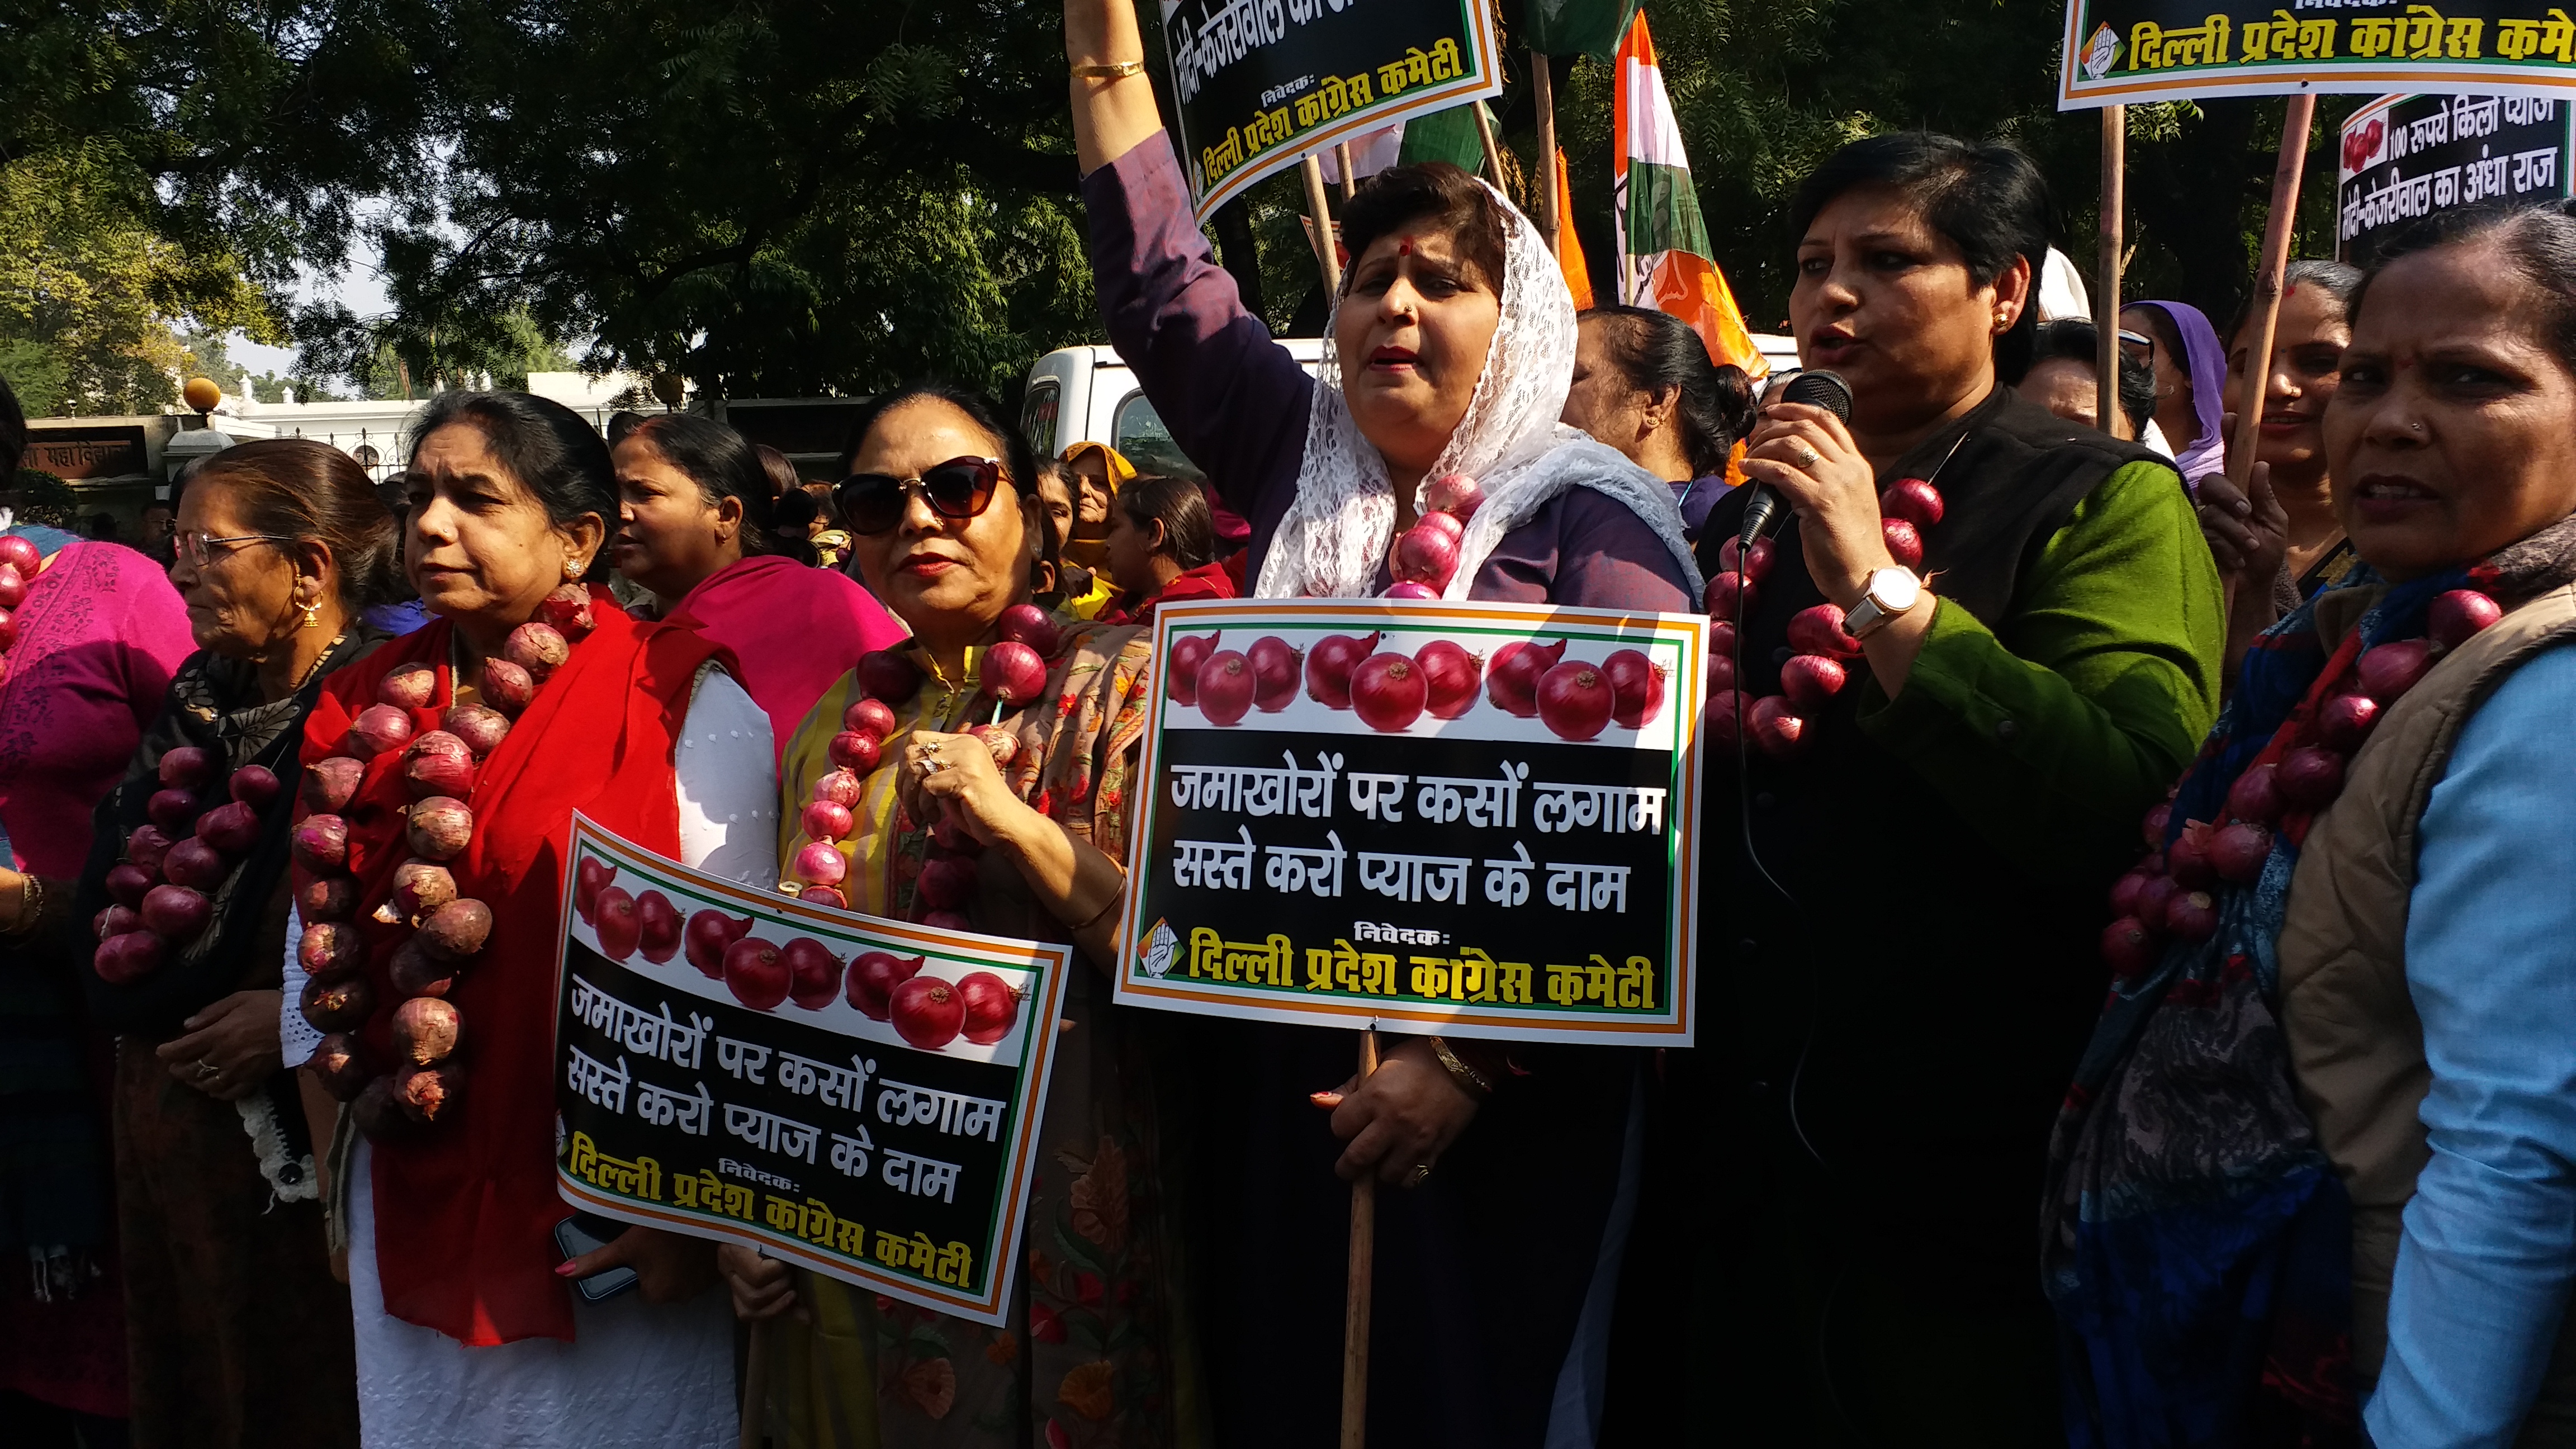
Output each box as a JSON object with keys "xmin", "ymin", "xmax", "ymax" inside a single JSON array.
[
  {"xmin": 1071, "ymin": 59, "xmax": 1146, "ymax": 78},
  {"xmin": 4, "ymin": 873, "xmax": 44, "ymax": 938},
  {"xmin": 1429, "ymin": 1036, "xmax": 1493, "ymax": 1097}
]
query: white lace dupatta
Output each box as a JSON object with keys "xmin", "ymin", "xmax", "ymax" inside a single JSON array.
[{"xmin": 1253, "ymin": 178, "xmax": 1706, "ymax": 603}]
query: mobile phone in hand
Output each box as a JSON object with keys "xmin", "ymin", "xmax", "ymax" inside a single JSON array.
[{"xmin": 553, "ymin": 1213, "xmax": 640, "ymax": 1302}]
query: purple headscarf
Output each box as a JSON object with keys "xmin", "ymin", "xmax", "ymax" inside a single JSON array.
[{"xmin": 2130, "ymin": 300, "xmax": 2228, "ymax": 484}]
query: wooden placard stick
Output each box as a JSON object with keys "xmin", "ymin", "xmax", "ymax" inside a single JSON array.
[
  {"xmin": 1301, "ymin": 153, "xmax": 1344, "ymax": 295},
  {"xmin": 1532, "ymin": 50, "xmax": 1560, "ymax": 250},
  {"xmin": 2097, "ymin": 104, "xmax": 2129, "ymax": 441},
  {"xmin": 1339, "ymin": 1027, "xmax": 1381, "ymax": 1449},
  {"xmin": 1336, "ymin": 142, "xmax": 1358, "ymax": 202},
  {"xmin": 1473, "ymin": 101, "xmax": 1508, "ymax": 192},
  {"xmin": 2228, "ymin": 94, "xmax": 2319, "ymax": 488}
]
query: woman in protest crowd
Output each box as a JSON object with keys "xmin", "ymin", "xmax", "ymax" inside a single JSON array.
[
  {"xmin": 2049, "ymin": 200, "xmax": 2576, "ymax": 1446},
  {"xmin": 2018, "ymin": 317, "xmax": 2161, "ymax": 437},
  {"xmin": 610, "ymin": 413, "xmax": 906, "ymax": 761},
  {"xmin": 72, "ymin": 438, "xmax": 395, "ymax": 1446},
  {"xmin": 1604, "ymin": 132, "xmax": 2222, "ymax": 1446},
  {"xmin": 282, "ymin": 391, "xmax": 777, "ymax": 1446},
  {"xmin": 1035, "ymin": 457, "xmax": 1115, "ymax": 618},
  {"xmin": 719, "ymin": 382, "xmax": 1193, "ymax": 1447},
  {"xmin": 1067, "ymin": 0, "xmax": 1699, "ymax": 1438},
  {"xmin": 1057, "ymin": 439, "xmax": 1131, "ymax": 588},
  {"xmin": 1100, "ymin": 472, "xmax": 1235, "ymax": 622},
  {"xmin": 0, "ymin": 373, "xmax": 198, "ymax": 1442},
  {"xmin": 2199, "ymin": 260, "xmax": 2363, "ymax": 685},
  {"xmin": 2122, "ymin": 298, "xmax": 2230, "ymax": 484},
  {"xmin": 1562, "ymin": 302, "xmax": 1758, "ymax": 540}
]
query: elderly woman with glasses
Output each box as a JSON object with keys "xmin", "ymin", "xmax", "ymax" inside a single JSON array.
[{"xmin": 719, "ymin": 382, "xmax": 1190, "ymax": 1448}]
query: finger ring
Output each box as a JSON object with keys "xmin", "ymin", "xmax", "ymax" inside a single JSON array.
[
  {"xmin": 1405, "ymin": 1163, "xmax": 1432, "ymax": 1189},
  {"xmin": 195, "ymin": 1060, "xmax": 220, "ymax": 1078},
  {"xmin": 922, "ymin": 756, "xmax": 944, "ymax": 774},
  {"xmin": 1791, "ymin": 443, "xmax": 1821, "ymax": 469}
]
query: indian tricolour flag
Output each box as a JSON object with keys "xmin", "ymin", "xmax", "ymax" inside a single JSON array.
[{"xmin": 1613, "ymin": 12, "xmax": 1767, "ymax": 380}]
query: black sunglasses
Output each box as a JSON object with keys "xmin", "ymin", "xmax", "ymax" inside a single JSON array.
[{"xmin": 836, "ymin": 457, "xmax": 1006, "ymax": 535}]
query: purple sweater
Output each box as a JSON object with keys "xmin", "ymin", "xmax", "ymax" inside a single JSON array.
[{"xmin": 1082, "ymin": 135, "xmax": 1695, "ymax": 614}]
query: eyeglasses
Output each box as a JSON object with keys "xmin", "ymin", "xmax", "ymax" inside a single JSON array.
[
  {"xmin": 836, "ymin": 457, "xmax": 1006, "ymax": 536},
  {"xmin": 176, "ymin": 531, "xmax": 296, "ymax": 567},
  {"xmin": 2118, "ymin": 329, "xmax": 2157, "ymax": 366}
]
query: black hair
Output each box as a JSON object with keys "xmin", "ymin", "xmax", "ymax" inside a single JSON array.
[
  {"xmin": 0, "ymin": 372, "xmax": 22, "ymax": 480},
  {"xmin": 1580, "ymin": 305, "xmax": 1757, "ymax": 477},
  {"xmin": 1339, "ymin": 161, "xmax": 1509, "ymax": 295},
  {"xmin": 754, "ymin": 443, "xmax": 803, "ymax": 499},
  {"xmin": 626, "ymin": 414, "xmax": 779, "ymax": 557},
  {"xmin": 606, "ymin": 410, "xmax": 648, "ymax": 447},
  {"xmin": 1791, "ymin": 132, "xmax": 2056, "ymax": 379},
  {"xmin": 2355, "ymin": 199, "xmax": 2576, "ymax": 370},
  {"xmin": 409, "ymin": 391, "xmax": 617, "ymax": 581},
  {"xmin": 2225, "ymin": 259, "xmax": 2363, "ymax": 345},
  {"xmin": 831, "ymin": 382, "xmax": 1056, "ymax": 589},
  {"xmin": 771, "ymin": 485, "xmax": 819, "ymax": 533},
  {"xmin": 1116, "ymin": 474, "xmax": 1216, "ymax": 570},
  {"xmin": 2027, "ymin": 319, "xmax": 2159, "ymax": 434}
]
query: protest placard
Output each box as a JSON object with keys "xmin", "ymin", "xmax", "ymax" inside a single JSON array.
[
  {"xmin": 1159, "ymin": 0, "xmax": 1502, "ymax": 221},
  {"xmin": 2059, "ymin": 2, "xmax": 2576, "ymax": 110},
  {"xmin": 550, "ymin": 815, "xmax": 1069, "ymax": 1326},
  {"xmin": 1114, "ymin": 597, "xmax": 1707, "ymax": 1046},
  {"xmin": 2337, "ymin": 91, "xmax": 2573, "ymax": 263}
]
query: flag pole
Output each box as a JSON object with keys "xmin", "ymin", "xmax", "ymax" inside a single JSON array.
[
  {"xmin": 1335, "ymin": 143, "xmax": 1357, "ymax": 202},
  {"xmin": 1301, "ymin": 153, "xmax": 1344, "ymax": 296},
  {"xmin": 1339, "ymin": 1027, "xmax": 1381, "ymax": 1449},
  {"xmin": 1532, "ymin": 51, "xmax": 1559, "ymax": 250},
  {"xmin": 1472, "ymin": 101, "xmax": 1508, "ymax": 192},
  {"xmin": 2096, "ymin": 104, "xmax": 2128, "ymax": 441},
  {"xmin": 2227, "ymin": 94, "xmax": 2318, "ymax": 489}
]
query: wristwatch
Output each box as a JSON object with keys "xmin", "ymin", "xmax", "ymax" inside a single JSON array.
[{"xmin": 1842, "ymin": 566, "xmax": 1923, "ymax": 640}]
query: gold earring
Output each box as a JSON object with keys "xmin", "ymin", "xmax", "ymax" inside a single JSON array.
[
  {"xmin": 564, "ymin": 561, "xmax": 580, "ymax": 580},
  {"xmin": 301, "ymin": 599, "xmax": 321, "ymax": 628}
]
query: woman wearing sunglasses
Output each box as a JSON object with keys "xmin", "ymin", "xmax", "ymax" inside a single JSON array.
[
  {"xmin": 1066, "ymin": 0, "xmax": 1700, "ymax": 1441},
  {"xmin": 720, "ymin": 382, "xmax": 1188, "ymax": 1447}
]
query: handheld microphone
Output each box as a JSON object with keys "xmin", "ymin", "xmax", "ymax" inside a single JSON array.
[{"xmin": 1739, "ymin": 369, "xmax": 1854, "ymax": 547}]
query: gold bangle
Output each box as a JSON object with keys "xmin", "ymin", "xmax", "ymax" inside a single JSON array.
[
  {"xmin": 1071, "ymin": 59, "xmax": 1146, "ymax": 78},
  {"xmin": 4, "ymin": 873, "xmax": 44, "ymax": 938},
  {"xmin": 1429, "ymin": 1036, "xmax": 1493, "ymax": 1097}
]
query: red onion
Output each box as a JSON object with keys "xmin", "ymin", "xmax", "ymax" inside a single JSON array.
[
  {"xmin": 958, "ymin": 971, "xmax": 1021, "ymax": 1044},
  {"xmin": 148, "ymin": 787, "xmax": 200, "ymax": 833},
  {"xmin": 1717, "ymin": 535, "xmax": 1775, "ymax": 583},
  {"xmin": 349, "ymin": 1075, "xmax": 414, "ymax": 1140},
  {"xmin": 2276, "ymin": 746, "xmax": 2346, "ymax": 808},
  {"xmin": 392, "ymin": 998, "xmax": 462, "ymax": 1066},
  {"xmin": 1703, "ymin": 570, "xmax": 1754, "ymax": 622},
  {"xmin": 1706, "ymin": 685, "xmax": 1742, "ymax": 748},
  {"xmin": 379, "ymin": 664, "xmax": 438, "ymax": 711},
  {"xmin": 917, "ymin": 856, "xmax": 976, "ymax": 910},
  {"xmin": 2317, "ymin": 692, "xmax": 2381, "ymax": 750},
  {"xmin": 299, "ymin": 920, "xmax": 366, "ymax": 977},
  {"xmin": 349, "ymin": 703, "xmax": 416, "ymax": 760},
  {"xmin": 1303, "ymin": 632, "xmax": 1381, "ymax": 710},
  {"xmin": 890, "ymin": 975, "xmax": 965, "ymax": 1049},
  {"xmin": 311, "ymin": 1034, "xmax": 371, "ymax": 1101},
  {"xmin": 539, "ymin": 583, "xmax": 596, "ymax": 638},
  {"xmin": 843, "ymin": 697, "xmax": 898, "ymax": 740},
  {"xmin": 996, "ymin": 603, "xmax": 1063, "ymax": 657},
  {"xmin": 387, "ymin": 939, "xmax": 454, "ymax": 997},
  {"xmin": 2225, "ymin": 763, "xmax": 2284, "ymax": 826},
  {"xmin": 127, "ymin": 825, "xmax": 175, "ymax": 875},
  {"xmin": 405, "ymin": 797, "xmax": 475, "ymax": 861},
  {"xmin": 159, "ymin": 746, "xmax": 217, "ymax": 789},
  {"xmin": 0, "ymin": 565, "xmax": 23, "ymax": 612},
  {"xmin": 1351, "ymin": 653, "xmax": 1429, "ymax": 732},
  {"xmin": 1706, "ymin": 651, "xmax": 1736, "ymax": 696},
  {"xmin": 202, "ymin": 798, "xmax": 268, "ymax": 854},
  {"xmin": 1248, "ymin": 636, "xmax": 1304, "ymax": 712},
  {"xmin": 96, "ymin": 904, "xmax": 141, "ymax": 940},
  {"xmin": 390, "ymin": 859, "xmax": 458, "ymax": 920},
  {"xmin": 141, "ymin": 884, "xmax": 212, "ymax": 941},
  {"xmin": 479, "ymin": 658, "xmax": 537, "ymax": 714},
  {"xmin": 685, "ymin": 910, "xmax": 754, "ymax": 979},
  {"xmin": 969, "ymin": 724, "xmax": 1017, "ymax": 765},
  {"xmin": 828, "ymin": 731, "xmax": 883, "ymax": 774},
  {"xmin": 1383, "ymin": 581, "xmax": 1439, "ymax": 600},
  {"xmin": 292, "ymin": 814, "xmax": 349, "ymax": 871},
  {"xmin": 229, "ymin": 765, "xmax": 282, "ymax": 809},
  {"xmin": 0, "ymin": 535, "xmax": 40, "ymax": 574},
  {"xmin": 1413, "ymin": 509, "xmax": 1466, "ymax": 545},
  {"xmin": 1787, "ymin": 604, "xmax": 1864, "ymax": 659},
  {"xmin": 802, "ymin": 800, "xmax": 855, "ymax": 842},
  {"xmin": 94, "ymin": 931, "xmax": 167, "ymax": 984},
  {"xmin": 574, "ymin": 858, "xmax": 614, "ymax": 922},
  {"xmin": 2165, "ymin": 890, "xmax": 2220, "ymax": 943},
  {"xmin": 1746, "ymin": 695, "xmax": 1810, "ymax": 759},
  {"xmin": 591, "ymin": 886, "xmax": 640, "ymax": 960},
  {"xmin": 845, "ymin": 951, "xmax": 925, "ymax": 1020},
  {"xmin": 1416, "ymin": 641, "xmax": 1482, "ymax": 720},
  {"xmin": 1882, "ymin": 517, "xmax": 1925, "ymax": 570},
  {"xmin": 1602, "ymin": 648, "xmax": 1666, "ymax": 728},
  {"xmin": 302, "ymin": 757, "xmax": 365, "ymax": 813},
  {"xmin": 1537, "ymin": 660, "xmax": 1616, "ymax": 741},
  {"xmin": 981, "ymin": 640, "xmax": 1048, "ymax": 704},
  {"xmin": 2100, "ymin": 917, "xmax": 2158, "ymax": 978},
  {"xmin": 1195, "ymin": 651, "xmax": 1256, "ymax": 726},
  {"xmin": 723, "ymin": 936, "xmax": 790, "ymax": 1011},
  {"xmin": 2142, "ymin": 802, "xmax": 2172, "ymax": 850},
  {"xmin": 2209, "ymin": 821, "xmax": 2273, "ymax": 883},
  {"xmin": 793, "ymin": 840, "xmax": 849, "ymax": 886},
  {"xmin": 163, "ymin": 838, "xmax": 228, "ymax": 890},
  {"xmin": 1422, "ymin": 472, "xmax": 1484, "ymax": 520},
  {"xmin": 2133, "ymin": 876, "xmax": 2179, "ymax": 937},
  {"xmin": 1483, "ymin": 637, "xmax": 1564, "ymax": 717},
  {"xmin": 504, "ymin": 621, "xmax": 570, "ymax": 678},
  {"xmin": 0, "ymin": 606, "xmax": 17, "ymax": 652},
  {"xmin": 2357, "ymin": 640, "xmax": 2433, "ymax": 704},
  {"xmin": 636, "ymin": 890, "xmax": 681, "ymax": 964},
  {"xmin": 857, "ymin": 649, "xmax": 923, "ymax": 704},
  {"xmin": 299, "ymin": 875, "xmax": 359, "ymax": 922},
  {"xmin": 395, "ymin": 1061, "xmax": 462, "ymax": 1124},
  {"xmin": 401, "ymin": 731, "xmax": 477, "ymax": 799},
  {"xmin": 1779, "ymin": 653, "xmax": 1849, "ymax": 711},
  {"xmin": 811, "ymin": 768, "xmax": 863, "ymax": 808},
  {"xmin": 800, "ymin": 885, "xmax": 847, "ymax": 908},
  {"xmin": 782, "ymin": 934, "xmax": 843, "ymax": 1011},
  {"xmin": 106, "ymin": 862, "xmax": 155, "ymax": 908},
  {"xmin": 1881, "ymin": 477, "xmax": 1945, "ymax": 529},
  {"xmin": 2428, "ymin": 589, "xmax": 2503, "ymax": 650},
  {"xmin": 2108, "ymin": 870, "xmax": 2149, "ymax": 918},
  {"xmin": 2167, "ymin": 822, "xmax": 2215, "ymax": 889},
  {"xmin": 420, "ymin": 899, "xmax": 494, "ymax": 960}
]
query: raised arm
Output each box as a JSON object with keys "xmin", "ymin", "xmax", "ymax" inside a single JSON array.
[{"xmin": 1066, "ymin": 0, "xmax": 1162, "ymax": 174}]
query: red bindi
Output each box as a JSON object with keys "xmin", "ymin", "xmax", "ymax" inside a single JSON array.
[{"xmin": 1398, "ymin": 237, "xmax": 1414, "ymax": 255}]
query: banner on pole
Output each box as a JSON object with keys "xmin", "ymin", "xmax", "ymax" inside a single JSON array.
[
  {"xmin": 550, "ymin": 816, "xmax": 1071, "ymax": 1327},
  {"xmin": 2059, "ymin": 3, "xmax": 2576, "ymax": 110},
  {"xmin": 2336, "ymin": 92, "xmax": 2573, "ymax": 263},
  {"xmin": 1112, "ymin": 598, "xmax": 1706, "ymax": 1046},
  {"xmin": 1158, "ymin": 0, "xmax": 1502, "ymax": 222}
]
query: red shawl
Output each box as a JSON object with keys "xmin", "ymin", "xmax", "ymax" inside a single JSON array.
[
  {"xmin": 660, "ymin": 554, "xmax": 907, "ymax": 761},
  {"xmin": 299, "ymin": 587, "xmax": 725, "ymax": 1344}
]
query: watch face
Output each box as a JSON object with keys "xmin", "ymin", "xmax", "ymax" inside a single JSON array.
[{"xmin": 1869, "ymin": 568, "xmax": 1922, "ymax": 611}]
